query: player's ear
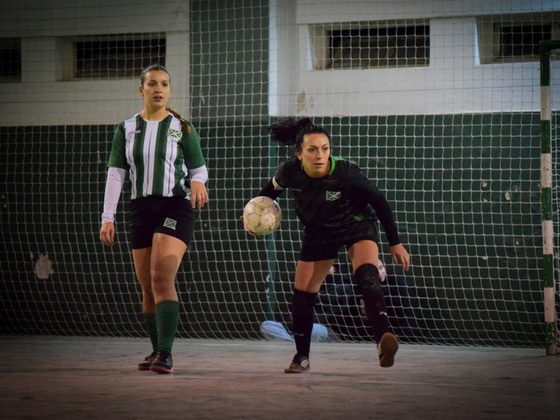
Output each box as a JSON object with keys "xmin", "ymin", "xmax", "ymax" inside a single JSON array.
[{"xmin": 139, "ymin": 86, "xmax": 144, "ymax": 96}]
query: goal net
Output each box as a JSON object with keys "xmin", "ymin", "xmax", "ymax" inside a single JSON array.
[{"xmin": 0, "ymin": 0, "xmax": 558, "ymax": 348}]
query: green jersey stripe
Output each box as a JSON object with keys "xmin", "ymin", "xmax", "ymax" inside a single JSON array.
[
  {"xmin": 107, "ymin": 113, "xmax": 206, "ymax": 200},
  {"xmin": 132, "ymin": 116, "xmax": 147, "ymax": 198},
  {"xmin": 152, "ymin": 117, "xmax": 170, "ymax": 196}
]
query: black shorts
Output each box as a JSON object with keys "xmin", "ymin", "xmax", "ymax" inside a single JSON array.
[
  {"xmin": 299, "ymin": 219, "xmax": 379, "ymax": 262},
  {"xmin": 129, "ymin": 196, "xmax": 195, "ymax": 249}
]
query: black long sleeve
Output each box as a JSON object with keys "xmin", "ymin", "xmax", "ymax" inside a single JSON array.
[
  {"xmin": 349, "ymin": 169, "xmax": 401, "ymax": 246},
  {"xmin": 258, "ymin": 178, "xmax": 283, "ymax": 200}
]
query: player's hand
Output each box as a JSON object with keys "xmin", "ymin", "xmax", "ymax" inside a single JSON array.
[
  {"xmin": 100, "ymin": 222, "xmax": 115, "ymax": 247},
  {"xmin": 390, "ymin": 244, "xmax": 410, "ymax": 272},
  {"xmin": 240, "ymin": 215, "xmax": 260, "ymax": 237},
  {"xmin": 190, "ymin": 181, "xmax": 208, "ymax": 209}
]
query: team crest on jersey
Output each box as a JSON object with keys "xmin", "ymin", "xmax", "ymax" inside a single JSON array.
[
  {"xmin": 326, "ymin": 191, "xmax": 341, "ymax": 201},
  {"xmin": 163, "ymin": 218, "xmax": 177, "ymax": 230},
  {"xmin": 168, "ymin": 129, "xmax": 183, "ymax": 140}
]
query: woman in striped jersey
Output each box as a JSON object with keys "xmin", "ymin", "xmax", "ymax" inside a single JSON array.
[
  {"xmin": 100, "ymin": 64, "xmax": 208, "ymax": 374},
  {"xmin": 245, "ymin": 118, "xmax": 410, "ymax": 373}
]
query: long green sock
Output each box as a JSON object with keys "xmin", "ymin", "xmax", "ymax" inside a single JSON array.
[
  {"xmin": 144, "ymin": 312, "xmax": 158, "ymax": 352},
  {"xmin": 156, "ymin": 300, "xmax": 179, "ymax": 353}
]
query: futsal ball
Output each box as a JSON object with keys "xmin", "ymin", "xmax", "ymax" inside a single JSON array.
[{"xmin": 243, "ymin": 196, "xmax": 282, "ymax": 236}]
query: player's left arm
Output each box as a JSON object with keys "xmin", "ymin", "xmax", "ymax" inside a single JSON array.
[
  {"xmin": 349, "ymin": 168, "xmax": 410, "ymax": 271},
  {"xmin": 390, "ymin": 244, "xmax": 410, "ymax": 272},
  {"xmin": 189, "ymin": 165, "xmax": 208, "ymax": 209},
  {"xmin": 181, "ymin": 123, "xmax": 208, "ymax": 209}
]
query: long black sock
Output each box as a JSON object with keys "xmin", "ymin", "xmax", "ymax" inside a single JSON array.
[
  {"xmin": 355, "ymin": 264, "xmax": 388, "ymax": 343},
  {"xmin": 291, "ymin": 288, "xmax": 317, "ymax": 358}
]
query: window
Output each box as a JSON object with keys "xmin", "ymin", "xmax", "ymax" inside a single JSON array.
[
  {"xmin": 310, "ymin": 21, "xmax": 429, "ymax": 71},
  {"xmin": 476, "ymin": 13, "xmax": 560, "ymax": 64},
  {"xmin": 74, "ymin": 33, "xmax": 166, "ymax": 79},
  {"xmin": 0, "ymin": 38, "xmax": 21, "ymax": 83},
  {"xmin": 498, "ymin": 23, "xmax": 552, "ymax": 62}
]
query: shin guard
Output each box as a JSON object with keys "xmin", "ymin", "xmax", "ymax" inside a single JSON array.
[{"xmin": 355, "ymin": 264, "xmax": 388, "ymax": 343}]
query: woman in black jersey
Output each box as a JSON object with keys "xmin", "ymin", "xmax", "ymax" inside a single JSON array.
[{"xmin": 245, "ymin": 117, "xmax": 410, "ymax": 373}]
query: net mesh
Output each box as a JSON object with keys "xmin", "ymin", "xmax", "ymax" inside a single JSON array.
[{"xmin": 0, "ymin": 0, "xmax": 559, "ymax": 347}]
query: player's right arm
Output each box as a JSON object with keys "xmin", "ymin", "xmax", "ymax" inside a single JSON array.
[
  {"xmin": 243, "ymin": 156, "xmax": 289, "ymax": 235},
  {"xmin": 242, "ymin": 176, "xmax": 284, "ymax": 236},
  {"xmin": 257, "ymin": 157, "xmax": 291, "ymax": 199},
  {"xmin": 100, "ymin": 167, "xmax": 126, "ymax": 247},
  {"xmin": 100, "ymin": 123, "xmax": 128, "ymax": 247},
  {"xmin": 257, "ymin": 177, "xmax": 283, "ymax": 200}
]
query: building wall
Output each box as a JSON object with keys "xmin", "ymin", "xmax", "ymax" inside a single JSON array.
[
  {"xmin": 270, "ymin": 0, "xmax": 560, "ymax": 117},
  {"xmin": 0, "ymin": 0, "xmax": 190, "ymax": 125}
]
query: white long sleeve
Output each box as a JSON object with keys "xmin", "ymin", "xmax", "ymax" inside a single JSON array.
[
  {"xmin": 101, "ymin": 167, "xmax": 127, "ymax": 224},
  {"xmin": 189, "ymin": 165, "xmax": 208, "ymax": 184}
]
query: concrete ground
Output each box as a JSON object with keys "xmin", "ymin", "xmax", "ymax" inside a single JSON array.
[{"xmin": 0, "ymin": 336, "xmax": 558, "ymax": 419}]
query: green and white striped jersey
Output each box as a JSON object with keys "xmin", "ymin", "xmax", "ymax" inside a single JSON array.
[{"xmin": 107, "ymin": 113, "xmax": 206, "ymax": 199}]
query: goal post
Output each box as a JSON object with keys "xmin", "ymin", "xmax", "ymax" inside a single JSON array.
[
  {"xmin": 265, "ymin": 118, "xmax": 280, "ymax": 321},
  {"xmin": 540, "ymin": 39, "xmax": 560, "ymax": 355}
]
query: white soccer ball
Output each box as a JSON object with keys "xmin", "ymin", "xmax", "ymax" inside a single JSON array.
[{"xmin": 243, "ymin": 196, "xmax": 282, "ymax": 236}]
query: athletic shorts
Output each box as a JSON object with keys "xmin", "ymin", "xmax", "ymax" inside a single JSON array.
[
  {"xmin": 299, "ymin": 219, "xmax": 379, "ymax": 262},
  {"xmin": 129, "ymin": 196, "xmax": 195, "ymax": 249}
]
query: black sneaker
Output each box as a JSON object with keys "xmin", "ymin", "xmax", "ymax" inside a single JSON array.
[
  {"xmin": 137, "ymin": 351, "xmax": 157, "ymax": 371},
  {"xmin": 284, "ymin": 354, "xmax": 310, "ymax": 373},
  {"xmin": 378, "ymin": 332, "xmax": 398, "ymax": 368},
  {"xmin": 150, "ymin": 350, "xmax": 173, "ymax": 374}
]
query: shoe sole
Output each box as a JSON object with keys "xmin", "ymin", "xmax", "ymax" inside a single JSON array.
[
  {"xmin": 138, "ymin": 364, "xmax": 151, "ymax": 371},
  {"xmin": 379, "ymin": 333, "xmax": 399, "ymax": 368},
  {"xmin": 150, "ymin": 364, "xmax": 173, "ymax": 374},
  {"xmin": 284, "ymin": 366, "xmax": 310, "ymax": 373}
]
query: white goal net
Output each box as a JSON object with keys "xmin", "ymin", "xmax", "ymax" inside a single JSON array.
[{"xmin": 0, "ymin": 0, "xmax": 559, "ymax": 348}]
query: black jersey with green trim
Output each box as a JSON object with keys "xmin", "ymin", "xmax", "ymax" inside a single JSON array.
[{"xmin": 266, "ymin": 156, "xmax": 400, "ymax": 246}]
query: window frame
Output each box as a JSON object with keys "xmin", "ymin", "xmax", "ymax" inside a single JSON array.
[
  {"xmin": 476, "ymin": 13, "xmax": 560, "ymax": 65},
  {"xmin": 309, "ymin": 20, "xmax": 430, "ymax": 71},
  {"xmin": 72, "ymin": 32, "xmax": 166, "ymax": 80}
]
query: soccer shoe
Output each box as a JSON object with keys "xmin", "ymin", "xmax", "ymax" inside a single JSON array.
[
  {"xmin": 137, "ymin": 351, "xmax": 157, "ymax": 371},
  {"xmin": 378, "ymin": 332, "xmax": 399, "ymax": 368},
  {"xmin": 149, "ymin": 350, "xmax": 173, "ymax": 374},
  {"xmin": 284, "ymin": 354, "xmax": 310, "ymax": 373}
]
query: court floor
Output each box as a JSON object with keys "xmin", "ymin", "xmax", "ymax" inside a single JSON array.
[{"xmin": 0, "ymin": 336, "xmax": 558, "ymax": 419}]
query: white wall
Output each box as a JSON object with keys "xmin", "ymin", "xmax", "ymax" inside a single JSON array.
[
  {"xmin": 2, "ymin": 0, "xmax": 559, "ymax": 125},
  {"xmin": 270, "ymin": 0, "xmax": 560, "ymax": 117},
  {"xmin": 0, "ymin": 0, "xmax": 190, "ymax": 126},
  {"xmin": 295, "ymin": 0, "xmax": 559, "ymax": 23}
]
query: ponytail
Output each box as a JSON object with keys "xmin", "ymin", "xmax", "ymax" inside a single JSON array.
[
  {"xmin": 166, "ymin": 106, "xmax": 191, "ymax": 135},
  {"xmin": 268, "ymin": 117, "xmax": 330, "ymax": 152}
]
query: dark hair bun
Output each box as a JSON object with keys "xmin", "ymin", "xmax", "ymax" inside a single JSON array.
[{"xmin": 268, "ymin": 117, "xmax": 313, "ymax": 146}]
